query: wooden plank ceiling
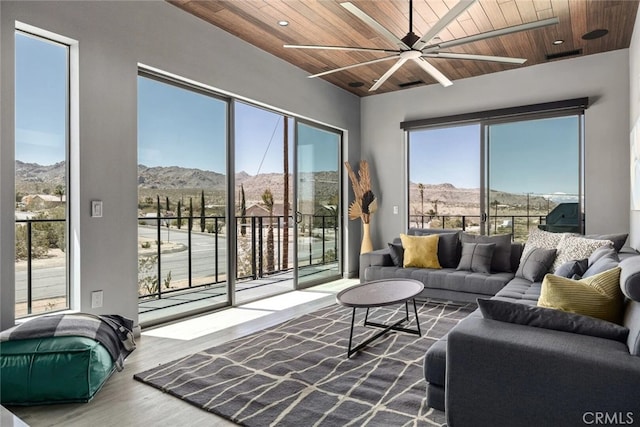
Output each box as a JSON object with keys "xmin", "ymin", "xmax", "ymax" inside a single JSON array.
[{"xmin": 169, "ymin": 0, "xmax": 638, "ymax": 97}]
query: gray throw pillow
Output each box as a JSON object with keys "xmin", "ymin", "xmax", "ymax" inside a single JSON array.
[
  {"xmin": 477, "ymin": 298, "xmax": 629, "ymax": 343},
  {"xmin": 588, "ymin": 245, "xmax": 617, "ymax": 266},
  {"xmin": 585, "ymin": 233, "xmax": 628, "ymax": 252},
  {"xmin": 515, "ymin": 247, "xmax": 557, "ymax": 282},
  {"xmin": 457, "ymin": 242, "xmax": 495, "ymax": 274},
  {"xmin": 387, "ymin": 242, "xmax": 404, "ymax": 267},
  {"xmin": 460, "ymin": 232, "xmax": 512, "ymax": 272},
  {"xmin": 583, "ymin": 251, "xmax": 620, "ymax": 278},
  {"xmin": 554, "ymin": 259, "xmax": 589, "ymax": 278}
]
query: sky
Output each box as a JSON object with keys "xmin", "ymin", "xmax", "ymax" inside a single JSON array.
[
  {"xmin": 16, "ymin": 33, "xmax": 339, "ymax": 176},
  {"xmin": 409, "ymin": 116, "xmax": 580, "ymax": 196},
  {"xmin": 15, "ymin": 32, "xmax": 67, "ymax": 165}
]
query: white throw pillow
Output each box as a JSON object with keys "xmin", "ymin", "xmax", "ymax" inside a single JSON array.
[
  {"xmin": 552, "ymin": 235, "xmax": 614, "ymax": 271},
  {"xmin": 520, "ymin": 227, "xmax": 566, "ymax": 269}
]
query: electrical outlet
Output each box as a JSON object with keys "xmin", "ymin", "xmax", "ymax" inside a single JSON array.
[{"xmin": 91, "ymin": 290, "xmax": 103, "ymax": 308}]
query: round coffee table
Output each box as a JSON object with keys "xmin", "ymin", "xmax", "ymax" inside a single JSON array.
[{"xmin": 336, "ymin": 279, "xmax": 424, "ymax": 358}]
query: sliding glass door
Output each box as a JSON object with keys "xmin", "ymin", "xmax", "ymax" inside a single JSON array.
[
  {"xmin": 486, "ymin": 115, "xmax": 582, "ymax": 240},
  {"xmin": 295, "ymin": 121, "xmax": 342, "ymax": 289},
  {"xmin": 407, "ymin": 113, "xmax": 583, "ymax": 241},
  {"xmin": 407, "ymin": 124, "xmax": 484, "ymax": 234}
]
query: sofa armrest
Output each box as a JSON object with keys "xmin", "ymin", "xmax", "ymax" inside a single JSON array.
[
  {"xmin": 359, "ymin": 248, "xmax": 393, "ymax": 283},
  {"xmin": 446, "ymin": 318, "xmax": 640, "ymax": 427}
]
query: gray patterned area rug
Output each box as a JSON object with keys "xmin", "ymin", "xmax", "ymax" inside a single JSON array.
[{"xmin": 134, "ymin": 300, "xmax": 476, "ymax": 426}]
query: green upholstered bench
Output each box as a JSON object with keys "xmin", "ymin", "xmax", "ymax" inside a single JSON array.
[{"xmin": 0, "ymin": 336, "xmax": 116, "ymax": 405}]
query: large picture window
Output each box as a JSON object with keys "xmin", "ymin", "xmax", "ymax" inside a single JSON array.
[
  {"xmin": 405, "ymin": 101, "xmax": 585, "ymax": 241},
  {"xmin": 14, "ymin": 31, "xmax": 70, "ymax": 316}
]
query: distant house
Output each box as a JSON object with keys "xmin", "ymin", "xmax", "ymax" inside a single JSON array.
[
  {"xmin": 21, "ymin": 194, "xmax": 66, "ymax": 210},
  {"xmin": 245, "ymin": 203, "xmax": 287, "ymax": 218}
]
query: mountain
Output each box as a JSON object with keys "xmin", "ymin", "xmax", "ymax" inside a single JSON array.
[
  {"xmin": 138, "ymin": 165, "xmax": 226, "ymax": 189},
  {"xmin": 15, "ymin": 160, "xmax": 65, "ymax": 185}
]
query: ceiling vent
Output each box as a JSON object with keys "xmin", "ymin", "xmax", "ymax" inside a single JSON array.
[
  {"xmin": 546, "ymin": 49, "xmax": 582, "ymax": 61},
  {"xmin": 398, "ymin": 80, "xmax": 424, "ymax": 88}
]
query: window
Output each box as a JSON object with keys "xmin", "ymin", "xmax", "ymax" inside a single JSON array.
[
  {"xmin": 405, "ymin": 100, "xmax": 585, "ymax": 241},
  {"xmin": 15, "ymin": 30, "xmax": 70, "ymax": 316},
  {"xmin": 137, "ymin": 73, "xmax": 229, "ymax": 312}
]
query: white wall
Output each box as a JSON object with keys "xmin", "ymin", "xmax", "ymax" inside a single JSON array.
[
  {"xmin": 362, "ymin": 49, "xmax": 631, "ymax": 247},
  {"xmin": 0, "ymin": 1, "xmax": 361, "ymax": 330},
  {"xmin": 630, "ymin": 6, "xmax": 640, "ymax": 250}
]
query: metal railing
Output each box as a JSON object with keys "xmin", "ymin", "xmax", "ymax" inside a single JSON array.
[
  {"xmin": 15, "ymin": 218, "xmax": 67, "ymax": 316},
  {"xmin": 137, "ymin": 212, "xmax": 338, "ymax": 300},
  {"xmin": 408, "ymin": 214, "xmax": 548, "ymax": 241}
]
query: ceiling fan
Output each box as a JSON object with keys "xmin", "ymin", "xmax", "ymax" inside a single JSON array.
[{"xmin": 284, "ymin": 0, "xmax": 559, "ymax": 91}]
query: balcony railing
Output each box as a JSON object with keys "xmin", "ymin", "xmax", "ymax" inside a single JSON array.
[
  {"xmin": 137, "ymin": 213, "xmax": 338, "ymax": 301},
  {"xmin": 15, "ymin": 217, "xmax": 68, "ymax": 317},
  {"xmin": 408, "ymin": 214, "xmax": 548, "ymax": 242}
]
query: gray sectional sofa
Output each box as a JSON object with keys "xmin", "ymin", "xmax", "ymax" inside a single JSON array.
[
  {"xmin": 359, "ymin": 228, "xmax": 523, "ymax": 303},
  {"xmin": 360, "ymin": 228, "xmax": 640, "ymax": 426}
]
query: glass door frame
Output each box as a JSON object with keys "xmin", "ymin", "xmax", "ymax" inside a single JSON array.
[{"xmin": 293, "ymin": 118, "xmax": 343, "ymax": 290}]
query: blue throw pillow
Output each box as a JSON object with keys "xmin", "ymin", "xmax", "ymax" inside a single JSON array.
[{"xmin": 554, "ymin": 258, "xmax": 589, "ymax": 278}]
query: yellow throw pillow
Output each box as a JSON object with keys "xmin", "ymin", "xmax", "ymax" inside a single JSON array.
[
  {"xmin": 537, "ymin": 267, "xmax": 623, "ymax": 323},
  {"xmin": 399, "ymin": 233, "xmax": 441, "ymax": 269}
]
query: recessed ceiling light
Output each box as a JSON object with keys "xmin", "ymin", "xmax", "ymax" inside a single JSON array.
[
  {"xmin": 552, "ymin": 39, "xmax": 564, "ymax": 45},
  {"xmin": 278, "ymin": 20, "xmax": 289, "ymax": 27}
]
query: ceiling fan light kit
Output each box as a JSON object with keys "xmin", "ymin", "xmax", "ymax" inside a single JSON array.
[{"xmin": 284, "ymin": 0, "xmax": 560, "ymax": 92}]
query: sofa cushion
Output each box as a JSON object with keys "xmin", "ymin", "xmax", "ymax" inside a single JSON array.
[
  {"xmin": 515, "ymin": 247, "xmax": 556, "ymax": 282},
  {"xmin": 538, "ymin": 267, "xmax": 624, "ymax": 323},
  {"xmin": 460, "ymin": 232, "xmax": 512, "ymax": 273},
  {"xmin": 478, "ymin": 298, "xmax": 629, "ymax": 343},
  {"xmin": 493, "ymin": 278, "xmax": 541, "ymax": 305},
  {"xmin": 387, "ymin": 242, "xmax": 404, "ymax": 267},
  {"xmin": 554, "ymin": 258, "xmax": 588, "ymax": 278},
  {"xmin": 457, "ymin": 242, "xmax": 495, "ymax": 274},
  {"xmin": 412, "ymin": 230, "xmax": 460, "ymax": 268},
  {"xmin": 405, "ymin": 268, "xmax": 513, "ymax": 296},
  {"xmin": 400, "ymin": 233, "xmax": 441, "ymax": 269},
  {"xmin": 552, "ymin": 235, "xmax": 613, "ymax": 271}
]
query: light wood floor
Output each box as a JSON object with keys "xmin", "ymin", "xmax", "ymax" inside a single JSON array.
[{"xmin": 7, "ymin": 279, "xmax": 358, "ymax": 427}]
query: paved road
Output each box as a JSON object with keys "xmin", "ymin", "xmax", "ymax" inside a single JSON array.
[{"xmin": 15, "ymin": 226, "xmax": 336, "ymax": 303}]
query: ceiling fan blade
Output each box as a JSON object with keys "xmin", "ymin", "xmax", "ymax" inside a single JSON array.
[
  {"xmin": 309, "ymin": 55, "xmax": 399, "ymax": 78},
  {"xmin": 370, "ymin": 57, "xmax": 409, "ymax": 91},
  {"xmin": 341, "ymin": 2, "xmax": 410, "ymax": 50},
  {"xmin": 424, "ymin": 52, "xmax": 526, "ymax": 64},
  {"xmin": 412, "ymin": 57, "xmax": 453, "ymax": 87},
  {"xmin": 284, "ymin": 44, "xmax": 399, "ymax": 54},
  {"xmin": 423, "ymin": 17, "xmax": 559, "ymax": 53},
  {"xmin": 412, "ymin": 0, "xmax": 477, "ymax": 50}
]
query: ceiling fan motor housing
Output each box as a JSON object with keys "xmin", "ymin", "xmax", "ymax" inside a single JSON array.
[{"xmin": 401, "ymin": 31, "xmax": 421, "ymax": 47}]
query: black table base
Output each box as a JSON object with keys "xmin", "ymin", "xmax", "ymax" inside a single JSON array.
[{"xmin": 345, "ymin": 299, "xmax": 422, "ymax": 358}]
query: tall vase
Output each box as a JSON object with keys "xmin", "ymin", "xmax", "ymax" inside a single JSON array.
[{"xmin": 361, "ymin": 222, "xmax": 373, "ymax": 254}]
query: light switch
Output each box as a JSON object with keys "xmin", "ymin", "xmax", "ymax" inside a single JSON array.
[
  {"xmin": 393, "ymin": 206, "xmax": 399, "ymax": 215},
  {"xmin": 91, "ymin": 200, "xmax": 103, "ymax": 218}
]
